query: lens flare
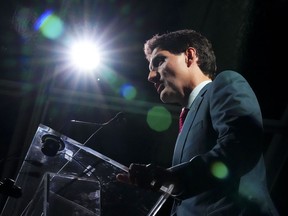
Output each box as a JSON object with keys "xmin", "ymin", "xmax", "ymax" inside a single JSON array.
[
  {"xmin": 211, "ymin": 161, "xmax": 229, "ymax": 179},
  {"xmin": 146, "ymin": 106, "xmax": 172, "ymax": 132}
]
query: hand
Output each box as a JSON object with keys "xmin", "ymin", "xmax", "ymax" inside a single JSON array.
[
  {"xmin": 116, "ymin": 163, "xmax": 180, "ymax": 193},
  {"xmin": 116, "ymin": 163, "xmax": 157, "ymax": 190}
]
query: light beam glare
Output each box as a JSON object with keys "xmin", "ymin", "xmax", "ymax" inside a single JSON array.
[{"xmin": 69, "ymin": 40, "xmax": 101, "ymax": 71}]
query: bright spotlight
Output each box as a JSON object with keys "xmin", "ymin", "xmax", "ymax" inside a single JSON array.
[{"xmin": 69, "ymin": 40, "xmax": 101, "ymax": 71}]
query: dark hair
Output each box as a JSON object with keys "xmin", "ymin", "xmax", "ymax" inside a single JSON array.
[{"xmin": 144, "ymin": 29, "xmax": 217, "ymax": 79}]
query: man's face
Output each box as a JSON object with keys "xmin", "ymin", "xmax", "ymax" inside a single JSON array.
[{"xmin": 148, "ymin": 48, "xmax": 191, "ymax": 104}]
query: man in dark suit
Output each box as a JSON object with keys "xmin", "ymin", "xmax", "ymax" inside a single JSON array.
[{"xmin": 117, "ymin": 29, "xmax": 279, "ymax": 215}]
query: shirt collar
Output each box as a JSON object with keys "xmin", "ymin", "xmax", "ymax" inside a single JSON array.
[{"xmin": 187, "ymin": 80, "xmax": 212, "ymax": 108}]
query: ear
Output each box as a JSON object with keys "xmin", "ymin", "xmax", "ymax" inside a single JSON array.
[{"xmin": 185, "ymin": 47, "xmax": 197, "ymax": 67}]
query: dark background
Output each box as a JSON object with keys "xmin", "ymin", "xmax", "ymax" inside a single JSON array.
[{"xmin": 0, "ymin": 0, "xmax": 287, "ymax": 215}]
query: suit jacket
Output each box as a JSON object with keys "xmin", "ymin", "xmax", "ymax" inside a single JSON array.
[{"xmin": 171, "ymin": 70, "xmax": 279, "ymax": 216}]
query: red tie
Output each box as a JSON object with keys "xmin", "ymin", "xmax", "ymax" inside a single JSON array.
[{"xmin": 179, "ymin": 108, "xmax": 189, "ymax": 133}]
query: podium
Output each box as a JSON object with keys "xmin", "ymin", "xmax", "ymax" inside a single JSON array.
[{"xmin": 1, "ymin": 124, "xmax": 173, "ymax": 216}]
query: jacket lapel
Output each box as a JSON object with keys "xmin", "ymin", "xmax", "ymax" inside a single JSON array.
[{"xmin": 172, "ymin": 83, "xmax": 211, "ymax": 165}]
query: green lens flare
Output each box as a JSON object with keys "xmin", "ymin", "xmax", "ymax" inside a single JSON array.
[
  {"xmin": 146, "ymin": 106, "xmax": 172, "ymax": 132},
  {"xmin": 211, "ymin": 161, "xmax": 229, "ymax": 179}
]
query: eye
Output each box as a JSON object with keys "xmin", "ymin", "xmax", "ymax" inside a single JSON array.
[
  {"xmin": 149, "ymin": 55, "xmax": 166, "ymax": 71},
  {"xmin": 153, "ymin": 56, "xmax": 165, "ymax": 68}
]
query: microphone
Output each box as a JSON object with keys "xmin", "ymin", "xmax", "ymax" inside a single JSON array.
[
  {"xmin": 70, "ymin": 112, "xmax": 126, "ymax": 126},
  {"xmin": 40, "ymin": 112, "xmax": 126, "ymax": 157},
  {"xmin": 74, "ymin": 112, "xmax": 126, "ymax": 146}
]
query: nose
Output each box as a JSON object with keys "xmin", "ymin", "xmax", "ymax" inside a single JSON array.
[{"xmin": 148, "ymin": 70, "xmax": 160, "ymax": 83}]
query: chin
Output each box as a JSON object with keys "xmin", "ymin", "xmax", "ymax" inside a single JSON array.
[{"xmin": 160, "ymin": 94, "xmax": 173, "ymax": 104}]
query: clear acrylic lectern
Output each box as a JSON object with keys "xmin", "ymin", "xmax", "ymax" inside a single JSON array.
[{"xmin": 1, "ymin": 124, "xmax": 173, "ymax": 216}]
